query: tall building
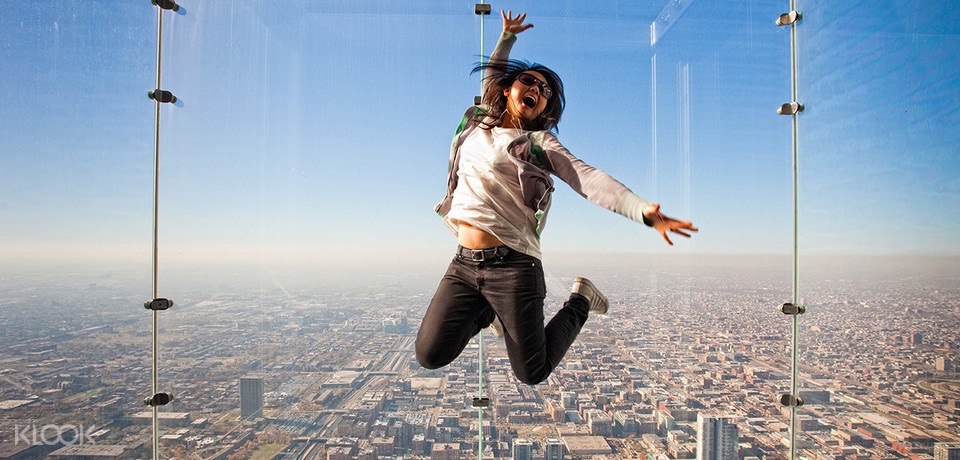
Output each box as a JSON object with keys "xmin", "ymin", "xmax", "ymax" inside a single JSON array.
[
  {"xmin": 512, "ymin": 438, "xmax": 532, "ymax": 460},
  {"xmin": 936, "ymin": 356, "xmax": 954, "ymax": 372},
  {"xmin": 544, "ymin": 438, "xmax": 564, "ymax": 460},
  {"xmin": 910, "ymin": 331, "xmax": 924, "ymax": 345},
  {"xmin": 696, "ymin": 413, "xmax": 739, "ymax": 460},
  {"xmin": 934, "ymin": 442, "xmax": 960, "ymax": 460},
  {"xmin": 587, "ymin": 410, "xmax": 613, "ymax": 437},
  {"xmin": 239, "ymin": 377, "xmax": 264, "ymax": 419}
]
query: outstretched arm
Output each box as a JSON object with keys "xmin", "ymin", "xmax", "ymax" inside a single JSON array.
[
  {"xmin": 539, "ymin": 133, "xmax": 698, "ymax": 246},
  {"xmin": 642, "ymin": 204, "xmax": 698, "ymax": 246}
]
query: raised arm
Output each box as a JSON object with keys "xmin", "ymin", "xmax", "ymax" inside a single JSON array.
[{"xmin": 482, "ymin": 11, "xmax": 534, "ymax": 96}]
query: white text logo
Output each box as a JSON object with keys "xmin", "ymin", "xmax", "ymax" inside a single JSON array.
[{"xmin": 13, "ymin": 424, "xmax": 97, "ymax": 446}]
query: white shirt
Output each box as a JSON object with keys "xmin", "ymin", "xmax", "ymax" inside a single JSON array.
[{"xmin": 446, "ymin": 127, "xmax": 545, "ymax": 258}]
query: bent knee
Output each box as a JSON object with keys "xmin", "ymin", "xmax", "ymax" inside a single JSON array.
[
  {"xmin": 416, "ymin": 354, "xmax": 446, "ymax": 370},
  {"xmin": 514, "ymin": 369, "xmax": 549, "ymax": 386},
  {"xmin": 415, "ymin": 346, "xmax": 453, "ymax": 370}
]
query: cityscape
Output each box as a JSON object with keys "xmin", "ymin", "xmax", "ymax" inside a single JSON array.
[{"xmin": 0, "ymin": 254, "xmax": 958, "ymax": 459}]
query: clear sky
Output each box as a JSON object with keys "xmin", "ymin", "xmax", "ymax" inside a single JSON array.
[{"xmin": 1, "ymin": 1, "xmax": 958, "ymax": 273}]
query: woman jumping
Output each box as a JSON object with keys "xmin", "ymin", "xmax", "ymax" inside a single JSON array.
[{"xmin": 416, "ymin": 11, "xmax": 697, "ymax": 385}]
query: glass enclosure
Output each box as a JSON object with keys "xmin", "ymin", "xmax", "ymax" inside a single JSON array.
[
  {"xmin": 796, "ymin": 2, "xmax": 960, "ymax": 460},
  {"xmin": 1, "ymin": 1, "xmax": 957, "ymax": 459}
]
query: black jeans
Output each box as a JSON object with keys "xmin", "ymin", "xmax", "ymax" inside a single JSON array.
[{"xmin": 415, "ymin": 247, "xmax": 590, "ymax": 385}]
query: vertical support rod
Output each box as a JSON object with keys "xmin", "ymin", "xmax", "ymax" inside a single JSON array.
[
  {"xmin": 478, "ymin": 330, "xmax": 484, "ymax": 460},
  {"xmin": 787, "ymin": 1, "xmax": 801, "ymax": 459},
  {"xmin": 150, "ymin": 4, "xmax": 165, "ymax": 460},
  {"xmin": 476, "ymin": 9, "xmax": 486, "ymax": 460},
  {"xmin": 479, "ymin": 2, "xmax": 486, "ymax": 99},
  {"xmin": 477, "ymin": 7, "xmax": 487, "ymax": 460}
]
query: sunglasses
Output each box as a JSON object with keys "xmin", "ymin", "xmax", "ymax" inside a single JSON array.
[{"xmin": 515, "ymin": 73, "xmax": 553, "ymax": 99}]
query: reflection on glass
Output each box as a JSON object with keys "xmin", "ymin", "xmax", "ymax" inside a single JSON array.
[
  {"xmin": 0, "ymin": 1, "xmax": 957, "ymax": 460},
  {"xmin": 796, "ymin": 2, "xmax": 960, "ymax": 459}
]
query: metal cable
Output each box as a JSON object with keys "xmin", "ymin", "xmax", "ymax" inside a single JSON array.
[
  {"xmin": 788, "ymin": 0, "xmax": 801, "ymax": 458},
  {"xmin": 476, "ymin": 5, "xmax": 487, "ymax": 459},
  {"xmin": 150, "ymin": 4, "xmax": 165, "ymax": 459}
]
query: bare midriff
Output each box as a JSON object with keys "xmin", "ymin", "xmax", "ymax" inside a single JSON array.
[{"xmin": 457, "ymin": 222, "xmax": 505, "ymax": 250}]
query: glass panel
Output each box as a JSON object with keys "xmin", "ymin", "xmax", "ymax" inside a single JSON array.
[
  {"xmin": 797, "ymin": 1, "xmax": 960, "ymax": 459},
  {"xmin": 1, "ymin": 1, "xmax": 816, "ymax": 459},
  {"xmin": 0, "ymin": 2, "xmax": 155, "ymax": 457}
]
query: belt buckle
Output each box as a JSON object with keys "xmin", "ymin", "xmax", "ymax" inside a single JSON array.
[
  {"xmin": 459, "ymin": 245, "xmax": 507, "ymax": 261},
  {"xmin": 459, "ymin": 246, "xmax": 486, "ymax": 261},
  {"xmin": 474, "ymin": 248, "xmax": 491, "ymax": 261}
]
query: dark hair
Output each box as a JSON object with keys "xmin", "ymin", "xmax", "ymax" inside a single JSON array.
[{"xmin": 471, "ymin": 58, "xmax": 565, "ymax": 132}]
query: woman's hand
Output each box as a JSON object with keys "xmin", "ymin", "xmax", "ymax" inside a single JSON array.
[
  {"xmin": 502, "ymin": 10, "xmax": 534, "ymax": 35},
  {"xmin": 643, "ymin": 204, "xmax": 698, "ymax": 246}
]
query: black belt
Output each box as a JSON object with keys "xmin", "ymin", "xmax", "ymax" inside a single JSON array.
[{"xmin": 457, "ymin": 245, "xmax": 512, "ymax": 261}]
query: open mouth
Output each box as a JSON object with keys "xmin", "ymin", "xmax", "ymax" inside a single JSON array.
[{"xmin": 522, "ymin": 96, "xmax": 537, "ymax": 109}]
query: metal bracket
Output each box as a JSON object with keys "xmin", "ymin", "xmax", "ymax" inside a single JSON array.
[
  {"xmin": 472, "ymin": 397, "xmax": 490, "ymax": 408},
  {"xmin": 776, "ymin": 11, "xmax": 801, "ymax": 27},
  {"xmin": 144, "ymin": 298, "xmax": 174, "ymax": 311},
  {"xmin": 144, "ymin": 392, "xmax": 173, "ymax": 406},
  {"xmin": 780, "ymin": 302, "xmax": 805, "ymax": 315},
  {"xmin": 778, "ymin": 102, "xmax": 804, "ymax": 115},
  {"xmin": 152, "ymin": 0, "xmax": 180, "ymax": 12},
  {"xmin": 148, "ymin": 89, "xmax": 178, "ymax": 104},
  {"xmin": 778, "ymin": 394, "xmax": 804, "ymax": 407},
  {"xmin": 474, "ymin": 4, "xmax": 491, "ymax": 15}
]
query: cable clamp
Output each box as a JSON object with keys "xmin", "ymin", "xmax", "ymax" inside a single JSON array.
[
  {"xmin": 144, "ymin": 298, "xmax": 174, "ymax": 311},
  {"xmin": 778, "ymin": 102, "xmax": 804, "ymax": 115},
  {"xmin": 474, "ymin": 4, "xmax": 491, "ymax": 15},
  {"xmin": 152, "ymin": 0, "xmax": 180, "ymax": 12},
  {"xmin": 148, "ymin": 89, "xmax": 178, "ymax": 104},
  {"xmin": 144, "ymin": 392, "xmax": 173, "ymax": 406},
  {"xmin": 780, "ymin": 302, "xmax": 805, "ymax": 315},
  {"xmin": 778, "ymin": 394, "xmax": 804, "ymax": 407},
  {"xmin": 472, "ymin": 397, "xmax": 490, "ymax": 408},
  {"xmin": 776, "ymin": 11, "xmax": 802, "ymax": 26}
]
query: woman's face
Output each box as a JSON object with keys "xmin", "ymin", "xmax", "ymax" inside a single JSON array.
[{"xmin": 503, "ymin": 70, "xmax": 551, "ymax": 125}]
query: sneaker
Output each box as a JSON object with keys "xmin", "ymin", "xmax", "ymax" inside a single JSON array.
[
  {"xmin": 572, "ymin": 277, "xmax": 609, "ymax": 314},
  {"xmin": 488, "ymin": 315, "xmax": 505, "ymax": 338}
]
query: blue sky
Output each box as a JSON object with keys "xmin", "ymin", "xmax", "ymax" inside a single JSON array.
[{"xmin": 1, "ymin": 1, "xmax": 958, "ymax": 272}]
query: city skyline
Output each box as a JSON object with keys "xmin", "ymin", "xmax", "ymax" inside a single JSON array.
[{"xmin": 0, "ymin": 257, "xmax": 957, "ymax": 458}]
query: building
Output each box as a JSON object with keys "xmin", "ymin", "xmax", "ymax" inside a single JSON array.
[
  {"xmin": 512, "ymin": 438, "xmax": 532, "ymax": 460},
  {"xmin": 544, "ymin": 438, "xmax": 564, "ymax": 460},
  {"xmin": 430, "ymin": 442, "xmax": 460, "ymax": 460},
  {"xmin": 563, "ymin": 436, "xmax": 613, "ymax": 457},
  {"xmin": 910, "ymin": 332, "xmax": 924, "ymax": 345},
  {"xmin": 936, "ymin": 357, "xmax": 954, "ymax": 372},
  {"xmin": 696, "ymin": 413, "xmax": 739, "ymax": 460},
  {"xmin": 934, "ymin": 442, "xmax": 960, "ymax": 460},
  {"xmin": 239, "ymin": 377, "xmax": 264, "ymax": 419},
  {"xmin": 587, "ymin": 410, "xmax": 613, "ymax": 437},
  {"xmin": 47, "ymin": 442, "xmax": 149, "ymax": 460},
  {"xmin": 127, "ymin": 411, "xmax": 192, "ymax": 427}
]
